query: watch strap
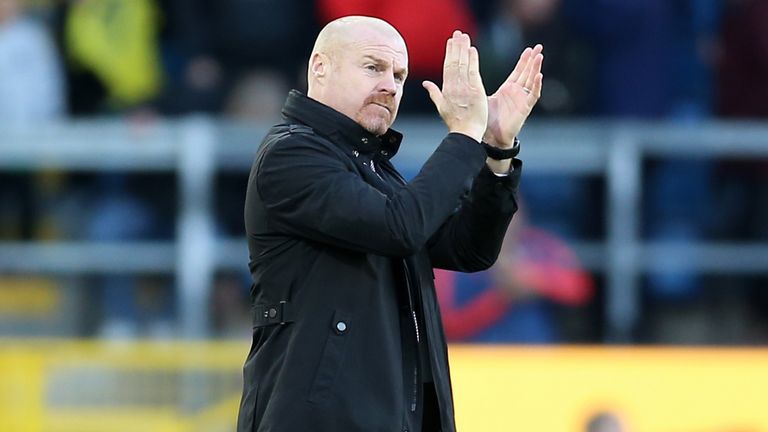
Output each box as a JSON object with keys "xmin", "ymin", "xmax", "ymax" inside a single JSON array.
[{"xmin": 482, "ymin": 137, "xmax": 520, "ymax": 160}]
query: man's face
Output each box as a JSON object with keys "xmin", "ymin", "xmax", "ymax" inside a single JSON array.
[{"xmin": 324, "ymin": 30, "xmax": 408, "ymax": 136}]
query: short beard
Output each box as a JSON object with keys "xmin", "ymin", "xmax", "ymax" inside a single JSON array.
[
  {"xmin": 356, "ymin": 113, "xmax": 390, "ymax": 136},
  {"xmin": 356, "ymin": 94, "xmax": 396, "ymax": 136}
]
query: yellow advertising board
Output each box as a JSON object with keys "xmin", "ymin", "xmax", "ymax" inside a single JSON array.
[
  {"xmin": 1, "ymin": 342, "xmax": 767, "ymax": 431},
  {"xmin": 450, "ymin": 345, "xmax": 768, "ymax": 431}
]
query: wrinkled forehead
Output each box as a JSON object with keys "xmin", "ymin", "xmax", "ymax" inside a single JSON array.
[{"xmin": 336, "ymin": 25, "xmax": 408, "ymax": 67}]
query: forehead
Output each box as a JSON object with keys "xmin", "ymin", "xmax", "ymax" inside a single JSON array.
[{"xmin": 343, "ymin": 28, "xmax": 408, "ymax": 68}]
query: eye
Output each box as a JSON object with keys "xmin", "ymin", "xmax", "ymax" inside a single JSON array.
[{"xmin": 365, "ymin": 64, "xmax": 378, "ymax": 72}]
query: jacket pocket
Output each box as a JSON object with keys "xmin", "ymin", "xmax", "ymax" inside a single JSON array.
[{"xmin": 307, "ymin": 309, "xmax": 353, "ymax": 404}]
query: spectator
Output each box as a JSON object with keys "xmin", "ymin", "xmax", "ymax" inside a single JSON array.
[
  {"xmin": 85, "ymin": 176, "xmax": 172, "ymax": 338},
  {"xmin": 715, "ymin": 0, "xmax": 768, "ymax": 343},
  {"xmin": 567, "ymin": 0, "xmax": 722, "ymax": 317},
  {"xmin": 224, "ymin": 70, "xmax": 288, "ymax": 123},
  {"xmin": 47, "ymin": 0, "xmax": 177, "ymax": 338},
  {"xmin": 54, "ymin": 0, "xmax": 163, "ymax": 115},
  {"xmin": 565, "ymin": 0, "xmax": 720, "ymax": 118},
  {"xmin": 153, "ymin": 0, "xmax": 226, "ymax": 115},
  {"xmin": 0, "ymin": 0, "xmax": 66, "ymax": 241},
  {"xmin": 477, "ymin": 0, "xmax": 593, "ymax": 116},
  {"xmin": 435, "ymin": 207, "xmax": 594, "ymax": 343},
  {"xmin": 0, "ymin": 0, "xmax": 72, "ymax": 337},
  {"xmin": 210, "ymin": 271, "xmax": 251, "ymax": 338},
  {"xmin": 474, "ymin": 0, "xmax": 597, "ymax": 243},
  {"xmin": 717, "ymin": 0, "xmax": 768, "ymax": 119},
  {"xmin": 586, "ymin": 411, "xmax": 629, "ymax": 432},
  {"xmin": 0, "ymin": 0, "xmax": 64, "ymax": 124},
  {"xmin": 715, "ymin": 0, "xmax": 768, "ymax": 240},
  {"xmin": 154, "ymin": 0, "xmax": 315, "ymax": 116}
]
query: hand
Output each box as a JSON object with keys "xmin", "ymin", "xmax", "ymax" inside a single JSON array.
[
  {"xmin": 484, "ymin": 44, "xmax": 544, "ymax": 148},
  {"xmin": 423, "ymin": 31, "xmax": 488, "ymax": 143}
]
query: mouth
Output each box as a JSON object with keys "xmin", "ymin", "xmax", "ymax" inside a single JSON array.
[{"xmin": 370, "ymin": 102, "xmax": 392, "ymax": 113}]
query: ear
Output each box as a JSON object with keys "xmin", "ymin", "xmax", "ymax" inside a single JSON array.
[{"xmin": 310, "ymin": 53, "xmax": 329, "ymax": 80}]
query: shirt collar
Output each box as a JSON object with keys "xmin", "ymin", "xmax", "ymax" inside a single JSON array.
[{"xmin": 281, "ymin": 90, "xmax": 403, "ymax": 159}]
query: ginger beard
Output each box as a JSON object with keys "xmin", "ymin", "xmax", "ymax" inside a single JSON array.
[{"xmin": 356, "ymin": 93, "xmax": 397, "ymax": 136}]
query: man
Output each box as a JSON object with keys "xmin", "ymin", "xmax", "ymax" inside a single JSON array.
[
  {"xmin": 0, "ymin": 0, "xmax": 64, "ymax": 123},
  {"xmin": 238, "ymin": 16, "xmax": 543, "ymax": 432}
]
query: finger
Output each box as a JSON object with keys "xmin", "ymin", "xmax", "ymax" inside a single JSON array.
[
  {"xmin": 458, "ymin": 33, "xmax": 470, "ymax": 83},
  {"xmin": 468, "ymin": 46, "xmax": 483, "ymax": 88},
  {"xmin": 443, "ymin": 38, "xmax": 455, "ymax": 79},
  {"xmin": 530, "ymin": 73, "xmax": 544, "ymax": 101},
  {"xmin": 448, "ymin": 30, "xmax": 461, "ymax": 67},
  {"xmin": 516, "ymin": 44, "xmax": 542, "ymax": 86},
  {"xmin": 507, "ymin": 47, "xmax": 532, "ymax": 84},
  {"xmin": 524, "ymin": 53, "xmax": 544, "ymax": 91},
  {"xmin": 442, "ymin": 39, "xmax": 459, "ymax": 94},
  {"xmin": 516, "ymin": 48, "xmax": 537, "ymax": 87},
  {"xmin": 422, "ymin": 80, "xmax": 444, "ymax": 108}
]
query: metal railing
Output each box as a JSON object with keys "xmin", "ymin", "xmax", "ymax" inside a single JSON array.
[{"xmin": 1, "ymin": 118, "xmax": 767, "ymax": 341}]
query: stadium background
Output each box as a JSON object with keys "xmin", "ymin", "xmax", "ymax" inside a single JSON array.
[{"xmin": 1, "ymin": 0, "xmax": 768, "ymax": 430}]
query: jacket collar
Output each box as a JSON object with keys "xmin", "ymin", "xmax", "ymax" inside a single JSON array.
[{"xmin": 281, "ymin": 90, "xmax": 402, "ymax": 159}]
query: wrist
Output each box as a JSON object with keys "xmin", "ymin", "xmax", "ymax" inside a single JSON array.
[
  {"xmin": 486, "ymin": 157, "xmax": 512, "ymax": 175},
  {"xmin": 482, "ymin": 129, "xmax": 497, "ymax": 146},
  {"xmin": 450, "ymin": 126, "xmax": 486, "ymax": 143},
  {"xmin": 482, "ymin": 137, "xmax": 520, "ymax": 160}
]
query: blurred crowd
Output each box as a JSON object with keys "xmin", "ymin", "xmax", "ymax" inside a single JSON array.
[
  {"xmin": 6, "ymin": 0, "xmax": 765, "ymax": 122},
  {"xmin": 1, "ymin": 0, "xmax": 767, "ymax": 342}
]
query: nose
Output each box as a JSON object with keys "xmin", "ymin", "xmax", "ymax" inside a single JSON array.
[{"xmin": 377, "ymin": 71, "xmax": 397, "ymax": 95}]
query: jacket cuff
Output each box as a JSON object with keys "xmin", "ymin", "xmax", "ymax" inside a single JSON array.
[
  {"xmin": 472, "ymin": 159, "xmax": 522, "ymax": 213},
  {"xmin": 478, "ymin": 158, "xmax": 522, "ymax": 189},
  {"xmin": 435, "ymin": 132, "xmax": 487, "ymax": 166}
]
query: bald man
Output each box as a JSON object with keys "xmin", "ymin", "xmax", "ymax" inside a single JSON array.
[{"xmin": 239, "ymin": 16, "xmax": 543, "ymax": 432}]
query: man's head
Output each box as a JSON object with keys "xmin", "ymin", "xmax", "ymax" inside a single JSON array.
[
  {"xmin": 307, "ymin": 16, "xmax": 408, "ymax": 136},
  {"xmin": 586, "ymin": 412, "xmax": 627, "ymax": 432}
]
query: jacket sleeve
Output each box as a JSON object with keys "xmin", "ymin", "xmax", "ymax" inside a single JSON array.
[
  {"xmin": 427, "ymin": 159, "xmax": 522, "ymax": 272},
  {"xmin": 253, "ymin": 132, "xmax": 487, "ymax": 256}
]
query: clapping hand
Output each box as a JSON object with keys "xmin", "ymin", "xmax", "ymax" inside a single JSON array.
[
  {"xmin": 484, "ymin": 44, "xmax": 544, "ymax": 148},
  {"xmin": 422, "ymin": 31, "xmax": 488, "ymax": 143}
]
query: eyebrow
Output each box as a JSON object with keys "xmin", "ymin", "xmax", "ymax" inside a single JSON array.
[{"xmin": 362, "ymin": 55, "xmax": 408, "ymax": 76}]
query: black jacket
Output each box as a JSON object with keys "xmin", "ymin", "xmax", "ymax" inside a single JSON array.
[{"xmin": 238, "ymin": 90, "xmax": 521, "ymax": 432}]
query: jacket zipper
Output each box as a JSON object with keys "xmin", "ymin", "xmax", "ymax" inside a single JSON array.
[
  {"xmin": 402, "ymin": 258, "xmax": 419, "ymax": 412},
  {"xmin": 379, "ymin": 157, "xmax": 420, "ymax": 415}
]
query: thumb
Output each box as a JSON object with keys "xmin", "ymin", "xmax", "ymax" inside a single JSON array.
[{"xmin": 422, "ymin": 80, "xmax": 443, "ymax": 109}]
